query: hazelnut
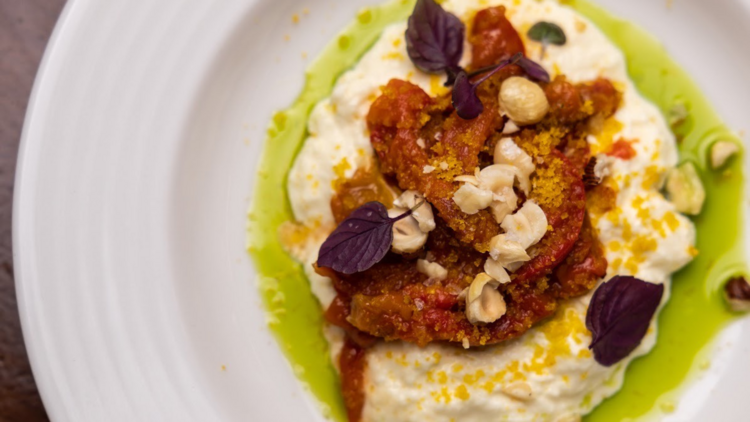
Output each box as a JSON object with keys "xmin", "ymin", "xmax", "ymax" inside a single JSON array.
[
  {"xmin": 710, "ymin": 140, "xmax": 740, "ymax": 169},
  {"xmin": 501, "ymin": 382, "xmax": 533, "ymax": 401},
  {"xmin": 484, "ymin": 257, "xmax": 511, "ymax": 283},
  {"xmin": 393, "ymin": 190, "xmax": 435, "ymax": 233},
  {"xmin": 666, "ymin": 162, "xmax": 705, "ymax": 215},
  {"xmin": 452, "ymin": 183, "xmax": 494, "ymax": 214},
  {"xmin": 416, "ymin": 259, "xmax": 448, "ymax": 281},
  {"xmin": 501, "ymin": 200, "xmax": 548, "ymax": 249},
  {"xmin": 494, "ymin": 138, "xmax": 535, "ymax": 194},
  {"xmin": 463, "ymin": 273, "xmax": 507, "ymax": 324},
  {"xmin": 724, "ymin": 276, "xmax": 750, "ymax": 312},
  {"xmin": 489, "ymin": 234, "xmax": 531, "ymax": 271},
  {"xmin": 498, "ymin": 76, "xmax": 550, "ymax": 125},
  {"xmin": 389, "ymin": 209, "xmax": 428, "ymax": 254}
]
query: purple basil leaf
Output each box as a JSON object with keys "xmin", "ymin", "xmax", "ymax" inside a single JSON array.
[
  {"xmin": 317, "ymin": 202, "xmax": 411, "ymax": 275},
  {"xmin": 452, "ymin": 53, "xmax": 522, "ymax": 120},
  {"xmin": 452, "ymin": 70, "xmax": 484, "ymax": 119},
  {"xmin": 586, "ymin": 276, "xmax": 664, "ymax": 367},
  {"xmin": 406, "ymin": 0, "xmax": 465, "ymax": 74},
  {"xmin": 518, "ymin": 56, "xmax": 551, "ymax": 83}
]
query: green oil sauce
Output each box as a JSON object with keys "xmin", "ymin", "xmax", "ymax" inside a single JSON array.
[{"xmin": 248, "ymin": 1, "xmax": 746, "ymax": 421}]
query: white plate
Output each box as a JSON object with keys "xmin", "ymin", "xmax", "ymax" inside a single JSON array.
[{"xmin": 13, "ymin": 0, "xmax": 750, "ymax": 421}]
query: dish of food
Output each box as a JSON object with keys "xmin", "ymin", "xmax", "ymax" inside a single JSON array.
[
  {"xmin": 250, "ymin": 0, "xmax": 748, "ymax": 421},
  {"xmin": 14, "ymin": 0, "xmax": 750, "ymax": 421}
]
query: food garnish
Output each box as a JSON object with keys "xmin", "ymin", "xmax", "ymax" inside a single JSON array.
[
  {"xmin": 710, "ymin": 140, "xmax": 740, "ymax": 169},
  {"xmin": 461, "ymin": 272, "xmax": 507, "ymax": 324},
  {"xmin": 586, "ymin": 276, "xmax": 664, "ymax": 366},
  {"xmin": 317, "ymin": 201, "xmax": 423, "ymax": 274},
  {"xmin": 666, "ymin": 162, "xmax": 705, "ymax": 215},
  {"xmin": 405, "ymin": 0, "xmax": 465, "ymax": 82},
  {"xmin": 498, "ymin": 76, "xmax": 550, "ymax": 125},
  {"xmin": 527, "ymin": 21, "xmax": 567, "ymax": 59},
  {"xmin": 405, "ymin": 0, "xmax": 549, "ymax": 119},
  {"xmin": 452, "ymin": 53, "xmax": 522, "ymax": 119},
  {"xmin": 724, "ymin": 276, "xmax": 750, "ymax": 312}
]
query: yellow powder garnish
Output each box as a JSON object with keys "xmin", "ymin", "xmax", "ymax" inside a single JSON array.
[
  {"xmin": 463, "ymin": 370, "xmax": 485, "ymax": 385},
  {"xmin": 437, "ymin": 371, "xmax": 448, "ymax": 384},
  {"xmin": 622, "ymin": 219, "xmax": 633, "ymax": 241},
  {"xmin": 608, "ymin": 240, "xmax": 622, "ymax": 252},
  {"xmin": 611, "ymin": 257, "xmax": 623, "ymax": 270},
  {"xmin": 688, "ymin": 246, "xmax": 700, "ymax": 257},
  {"xmin": 592, "ymin": 117, "xmax": 624, "ymax": 154},
  {"xmin": 292, "ymin": 14, "xmax": 300, "ymax": 24},
  {"xmin": 641, "ymin": 165, "xmax": 662, "ymax": 189},
  {"xmin": 392, "ymin": 38, "xmax": 402, "ymax": 48},
  {"xmin": 531, "ymin": 158, "xmax": 565, "ymax": 210},
  {"xmin": 454, "ymin": 385, "xmax": 470, "ymax": 401},
  {"xmin": 382, "ymin": 52, "xmax": 405, "ymax": 61},
  {"xmin": 481, "ymin": 381, "xmax": 495, "ymax": 393},
  {"xmin": 331, "ymin": 158, "xmax": 352, "ymax": 189},
  {"xmin": 430, "ymin": 75, "xmax": 450, "ymax": 96},
  {"xmin": 664, "ymin": 212, "xmax": 680, "ymax": 231},
  {"xmin": 575, "ymin": 19, "xmax": 587, "ymax": 32},
  {"xmin": 581, "ymin": 100, "xmax": 595, "ymax": 115},
  {"xmin": 452, "ymin": 364, "xmax": 464, "ymax": 373},
  {"xmin": 430, "ymin": 155, "xmax": 464, "ymax": 181}
]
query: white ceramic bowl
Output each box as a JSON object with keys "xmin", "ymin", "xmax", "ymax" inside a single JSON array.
[{"xmin": 14, "ymin": 0, "xmax": 750, "ymax": 421}]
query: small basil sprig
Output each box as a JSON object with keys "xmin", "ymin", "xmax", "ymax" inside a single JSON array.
[
  {"xmin": 405, "ymin": 0, "xmax": 465, "ymax": 81},
  {"xmin": 452, "ymin": 53, "xmax": 522, "ymax": 119},
  {"xmin": 527, "ymin": 21, "xmax": 567, "ymax": 59},
  {"xmin": 405, "ymin": 0, "xmax": 550, "ymax": 119},
  {"xmin": 317, "ymin": 201, "xmax": 417, "ymax": 275},
  {"xmin": 586, "ymin": 276, "xmax": 664, "ymax": 367}
]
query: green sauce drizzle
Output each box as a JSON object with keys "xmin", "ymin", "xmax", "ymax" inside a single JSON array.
[{"xmin": 248, "ymin": 1, "xmax": 746, "ymax": 421}]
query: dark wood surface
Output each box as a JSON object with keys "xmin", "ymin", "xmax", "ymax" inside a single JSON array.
[{"xmin": 1, "ymin": 0, "xmax": 66, "ymax": 421}]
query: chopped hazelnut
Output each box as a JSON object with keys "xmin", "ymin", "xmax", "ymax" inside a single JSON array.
[
  {"xmin": 416, "ymin": 259, "xmax": 448, "ymax": 281},
  {"xmin": 393, "ymin": 190, "xmax": 435, "ymax": 232},
  {"xmin": 463, "ymin": 273, "xmax": 507, "ymax": 324},
  {"xmin": 724, "ymin": 276, "xmax": 750, "ymax": 312},
  {"xmin": 501, "ymin": 201, "xmax": 548, "ymax": 250},
  {"xmin": 494, "ymin": 138, "xmax": 535, "ymax": 194},
  {"xmin": 452, "ymin": 183, "xmax": 494, "ymax": 214},
  {"xmin": 501, "ymin": 382, "xmax": 533, "ymax": 401}
]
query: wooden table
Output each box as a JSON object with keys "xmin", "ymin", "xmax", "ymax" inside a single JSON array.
[{"xmin": 1, "ymin": 1, "xmax": 66, "ymax": 420}]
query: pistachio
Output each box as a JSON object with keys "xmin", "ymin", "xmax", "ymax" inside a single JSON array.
[
  {"xmin": 710, "ymin": 140, "xmax": 740, "ymax": 169},
  {"xmin": 498, "ymin": 76, "xmax": 550, "ymax": 125},
  {"xmin": 452, "ymin": 183, "xmax": 494, "ymax": 214},
  {"xmin": 416, "ymin": 259, "xmax": 448, "ymax": 281},
  {"xmin": 463, "ymin": 273, "xmax": 507, "ymax": 324},
  {"xmin": 501, "ymin": 382, "xmax": 533, "ymax": 401},
  {"xmin": 724, "ymin": 276, "xmax": 750, "ymax": 312},
  {"xmin": 393, "ymin": 190, "xmax": 435, "ymax": 233},
  {"xmin": 501, "ymin": 200, "xmax": 548, "ymax": 249},
  {"xmin": 494, "ymin": 138, "xmax": 535, "ymax": 194},
  {"xmin": 666, "ymin": 162, "xmax": 705, "ymax": 215}
]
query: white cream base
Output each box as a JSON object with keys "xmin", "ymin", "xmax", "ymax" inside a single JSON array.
[{"xmin": 286, "ymin": 0, "xmax": 696, "ymax": 421}]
